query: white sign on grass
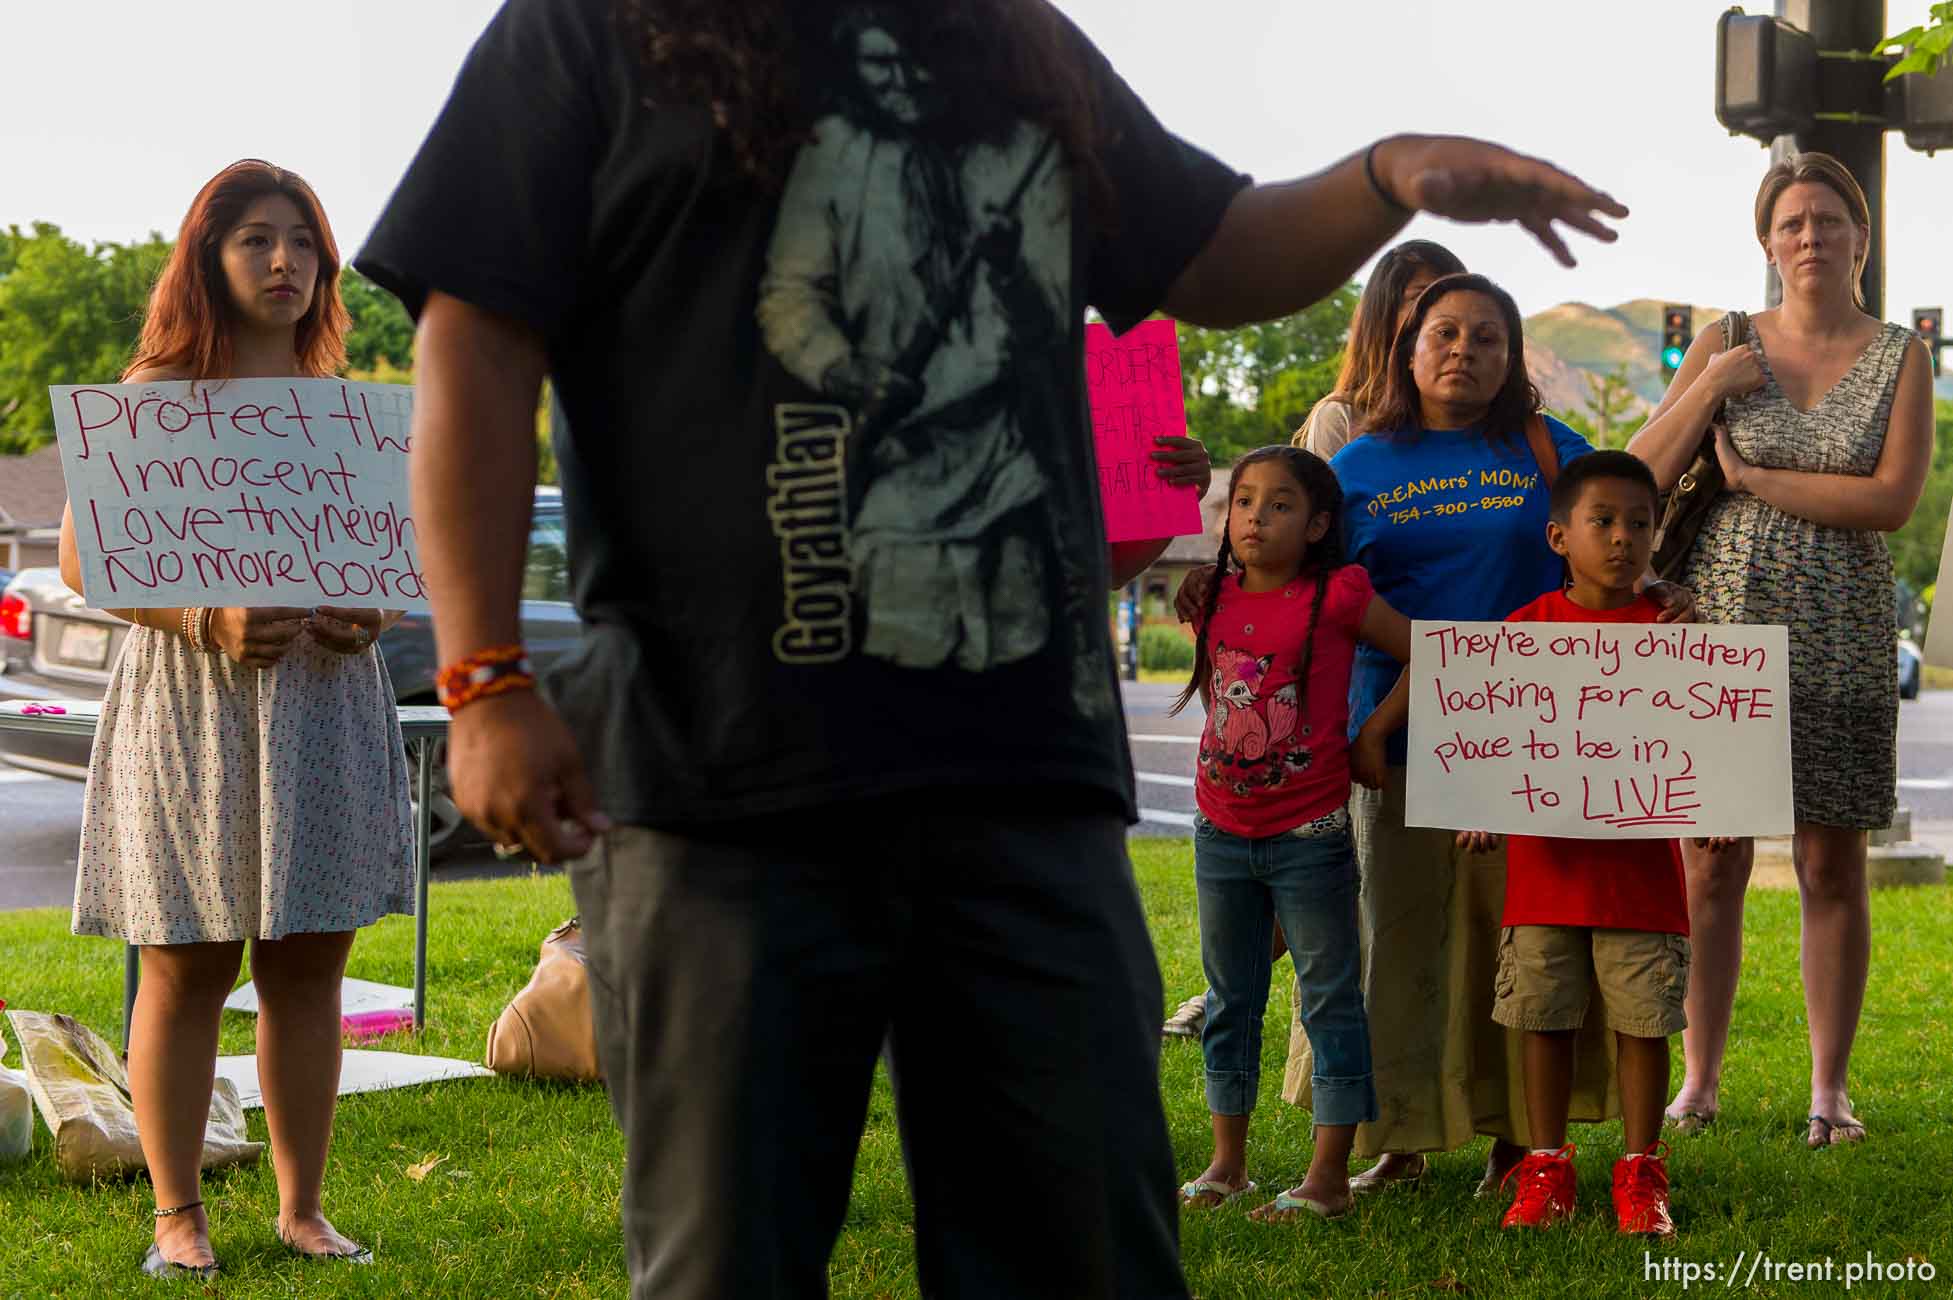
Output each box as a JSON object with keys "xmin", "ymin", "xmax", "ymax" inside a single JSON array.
[
  {"xmin": 1406, "ymin": 618, "xmax": 1793, "ymax": 839},
  {"xmin": 49, "ymin": 379, "xmax": 426, "ymax": 611},
  {"xmin": 1924, "ymin": 496, "xmax": 1953, "ymax": 669}
]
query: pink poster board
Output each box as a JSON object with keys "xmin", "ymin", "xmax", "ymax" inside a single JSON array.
[{"xmin": 1085, "ymin": 318, "xmax": 1203, "ymax": 544}]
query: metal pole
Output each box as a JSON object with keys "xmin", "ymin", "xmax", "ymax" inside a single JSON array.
[
  {"xmin": 121, "ymin": 944, "xmax": 140, "ymax": 1053},
  {"xmin": 412, "ymin": 735, "xmax": 434, "ymax": 1031},
  {"xmin": 1125, "ymin": 579, "xmax": 1141, "ymax": 681},
  {"xmin": 1774, "ymin": 0, "xmax": 1888, "ymax": 318}
]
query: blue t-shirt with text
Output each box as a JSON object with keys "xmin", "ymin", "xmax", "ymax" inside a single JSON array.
[{"xmin": 1330, "ymin": 417, "xmax": 1593, "ymax": 763}]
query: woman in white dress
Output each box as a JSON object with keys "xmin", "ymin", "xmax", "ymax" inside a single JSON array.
[{"xmin": 57, "ymin": 159, "xmax": 414, "ymax": 1280}]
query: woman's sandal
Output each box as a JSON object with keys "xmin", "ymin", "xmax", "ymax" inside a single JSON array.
[
  {"xmin": 275, "ymin": 1220, "xmax": 375, "ymax": 1265},
  {"xmin": 1349, "ymin": 1154, "xmax": 1427, "ymax": 1195},
  {"xmin": 1664, "ymin": 1109, "xmax": 1718, "ymax": 1136},
  {"xmin": 1178, "ymin": 1178, "xmax": 1256, "ymax": 1209},
  {"xmin": 1806, "ymin": 1115, "xmax": 1867, "ymax": 1149},
  {"xmin": 142, "ymin": 1201, "xmax": 219, "ymax": 1282}
]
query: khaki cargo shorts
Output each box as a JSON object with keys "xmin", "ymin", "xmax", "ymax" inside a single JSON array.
[{"xmin": 1492, "ymin": 925, "xmax": 1690, "ymax": 1038}]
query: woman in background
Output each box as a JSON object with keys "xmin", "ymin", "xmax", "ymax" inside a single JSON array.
[{"xmin": 58, "ymin": 160, "xmax": 412, "ymax": 1279}]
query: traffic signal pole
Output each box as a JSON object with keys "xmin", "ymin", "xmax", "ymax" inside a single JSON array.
[{"xmin": 1767, "ymin": 0, "xmax": 1887, "ymax": 318}]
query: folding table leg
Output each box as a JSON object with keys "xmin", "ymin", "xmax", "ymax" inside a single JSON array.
[
  {"xmin": 122, "ymin": 943, "xmax": 140, "ymax": 1052},
  {"xmin": 413, "ymin": 736, "xmax": 434, "ymax": 1030}
]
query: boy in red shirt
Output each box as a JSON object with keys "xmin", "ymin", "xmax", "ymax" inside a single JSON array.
[{"xmin": 1480, "ymin": 450, "xmax": 1717, "ymax": 1239}]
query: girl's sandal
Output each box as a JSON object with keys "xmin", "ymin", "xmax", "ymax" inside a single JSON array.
[
  {"xmin": 275, "ymin": 1220, "xmax": 375, "ymax": 1265},
  {"xmin": 1251, "ymin": 1188, "xmax": 1350, "ymax": 1222},
  {"xmin": 143, "ymin": 1201, "xmax": 219, "ymax": 1282},
  {"xmin": 1179, "ymin": 1178, "xmax": 1256, "ymax": 1209}
]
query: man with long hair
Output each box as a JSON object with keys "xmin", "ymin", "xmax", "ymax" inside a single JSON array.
[{"xmin": 358, "ymin": 2, "xmax": 1627, "ymax": 1295}]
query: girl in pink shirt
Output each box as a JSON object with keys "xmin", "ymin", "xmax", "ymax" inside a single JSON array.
[{"xmin": 1173, "ymin": 446, "xmax": 1414, "ymax": 1221}]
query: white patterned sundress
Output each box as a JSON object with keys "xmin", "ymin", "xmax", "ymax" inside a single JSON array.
[
  {"xmin": 1683, "ymin": 318, "xmax": 1911, "ymax": 830},
  {"xmin": 72, "ymin": 627, "xmax": 416, "ymax": 945}
]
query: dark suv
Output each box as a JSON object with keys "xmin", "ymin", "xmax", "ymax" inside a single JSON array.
[{"xmin": 0, "ymin": 488, "xmax": 579, "ymax": 855}]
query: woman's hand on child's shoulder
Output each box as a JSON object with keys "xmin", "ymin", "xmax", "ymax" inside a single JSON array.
[
  {"xmin": 1174, "ymin": 565, "xmax": 1217, "ymax": 623},
  {"xmin": 1351, "ymin": 727, "xmax": 1388, "ymax": 790},
  {"xmin": 1455, "ymin": 829, "xmax": 1502, "ymax": 855},
  {"xmin": 1645, "ymin": 579, "xmax": 1698, "ymax": 624}
]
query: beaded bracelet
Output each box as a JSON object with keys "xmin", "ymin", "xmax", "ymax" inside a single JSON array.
[
  {"xmin": 435, "ymin": 644, "xmax": 536, "ymax": 713},
  {"xmin": 180, "ymin": 606, "xmax": 207, "ymax": 652}
]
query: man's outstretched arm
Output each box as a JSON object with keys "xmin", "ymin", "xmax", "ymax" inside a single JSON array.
[{"xmin": 1165, "ymin": 134, "xmax": 1627, "ymax": 329}]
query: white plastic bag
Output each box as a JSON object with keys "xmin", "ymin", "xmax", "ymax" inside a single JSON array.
[
  {"xmin": 5, "ymin": 1009, "xmax": 261, "ymax": 1181},
  {"xmin": 0, "ymin": 1008, "xmax": 32, "ymax": 1164},
  {"xmin": 0, "ymin": 1064, "xmax": 30, "ymax": 1164}
]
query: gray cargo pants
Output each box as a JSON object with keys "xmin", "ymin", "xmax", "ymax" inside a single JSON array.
[{"xmin": 568, "ymin": 800, "xmax": 1188, "ymax": 1300}]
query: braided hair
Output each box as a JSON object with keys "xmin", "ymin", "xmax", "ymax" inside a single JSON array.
[{"xmin": 1171, "ymin": 446, "xmax": 1347, "ymax": 718}]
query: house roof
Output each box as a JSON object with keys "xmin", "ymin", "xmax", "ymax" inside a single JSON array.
[
  {"xmin": 0, "ymin": 443, "xmax": 69, "ymax": 528},
  {"xmin": 1158, "ymin": 479, "xmax": 1229, "ymax": 564}
]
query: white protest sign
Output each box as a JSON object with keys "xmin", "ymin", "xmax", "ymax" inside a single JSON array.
[
  {"xmin": 49, "ymin": 379, "xmax": 427, "ymax": 611},
  {"xmin": 1923, "ymin": 495, "xmax": 1953, "ymax": 668},
  {"xmin": 1406, "ymin": 618, "xmax": 1793, "ymax": 838}
]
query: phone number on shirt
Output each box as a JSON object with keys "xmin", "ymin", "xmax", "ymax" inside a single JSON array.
[{"xmin": 1386, "ymin": 494, "xmax": 1529, "ymax": 526}]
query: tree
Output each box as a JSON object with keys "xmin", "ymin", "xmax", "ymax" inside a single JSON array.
[
  {"xmin": 1877, "ymin": 2, "xmax": 1953, "ymax": 79},
  {"xmin": 1176, "ymin": 285, "xmax": 1359, "ymax": 464},
  {"xmin": 0, "ymin": 224, "xmax": 168, "ymax": 451},
  {"xmin": 1582, "ymin": 363, "xmax": 1642, "ymax": 449},
  {"xmin": 341, "ymin": 267, "xmax": 416, "ymax": 372}
]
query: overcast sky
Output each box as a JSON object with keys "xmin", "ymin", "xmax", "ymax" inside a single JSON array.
[{"xmin": 2, "ymin": 0, "xmax": 1946, "ymax": 323}]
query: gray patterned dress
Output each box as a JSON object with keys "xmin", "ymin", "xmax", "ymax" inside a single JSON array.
[
  {"xmin": 1683, "ymin": 318, "xmax": 1910, "ymax": 830},
  {"xmin": 73, "ymin": 628, "xmax": 416, "ymax": 945}
]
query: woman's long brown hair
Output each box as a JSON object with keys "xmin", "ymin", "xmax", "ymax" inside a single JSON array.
[
  {"xmin": 124, "ymin": 159, "xmax": 349, "ymax": 381},
  {"xmin": 1323, "ymin": 239, "xmax": 1465, "ymax": 418}
]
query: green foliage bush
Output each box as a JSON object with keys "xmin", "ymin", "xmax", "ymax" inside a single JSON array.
[{"xmin": 1140, "ymin": 623, "xmax": 1194, "ymax": 672}]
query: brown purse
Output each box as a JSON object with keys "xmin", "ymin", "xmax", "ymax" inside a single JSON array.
[
  {"xmin": 484, "ymin": 918, "xmax": 603, "ymax": 1083},
  {"xmin": 1522, "ymin": 410, "xmax": 1561, "ymax": 488},
  {"xmin": 1652, "ymin": 311, "xmax": 1749, "ymax": 581}
]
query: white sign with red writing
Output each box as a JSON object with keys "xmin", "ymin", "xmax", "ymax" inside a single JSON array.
[
  {"xmin": 1406, "ymin": 619, "xmax": 1793, "ymax": 838},
  {"xmin": 49, "ymin": 379, "xmax": 426, "ymax": 611}
]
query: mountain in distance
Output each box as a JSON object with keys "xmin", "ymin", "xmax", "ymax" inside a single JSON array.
[{"xmin": 1523, "ymin": 297, "xmax": 1953, "ymax": 421}]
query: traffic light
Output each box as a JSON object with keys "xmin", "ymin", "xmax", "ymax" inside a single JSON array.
[
  {"xmin": 1661, "ymin": 305, "xmax": 1693, "ymax": 382},
  {"xmin": 1716, "ymin": 11, "xmax": 1817, "ymax": 143},
  {"xmin": 1917, "ymin": 308, "xmax": 1944, "ymax": 378}
]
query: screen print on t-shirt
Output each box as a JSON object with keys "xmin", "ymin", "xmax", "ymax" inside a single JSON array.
[
  {"xmin": 754, "ymin": 9, "xmax": 1109, "ymax": 722},
  {"xmin": 355, "ymin": 0, "xmax": 1249, "ymax": 823}
]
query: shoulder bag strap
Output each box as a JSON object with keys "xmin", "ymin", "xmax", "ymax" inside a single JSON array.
[{"xmin": 1523, "ymin": 412, "xmax": 1559, "ymax": 489}]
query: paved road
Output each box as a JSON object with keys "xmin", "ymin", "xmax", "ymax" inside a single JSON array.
[
  {"xmin": 6, "ymin": 683, "xmax": 1953, "ymax": 908},
  {"xmin": 1125, "ymin": 679, "xmax": 1953, "ymax": 842}
]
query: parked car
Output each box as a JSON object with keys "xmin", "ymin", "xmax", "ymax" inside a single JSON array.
[
  {"xmin": 0, "ymin": 488, "xmax": 578, "ymax": 856},
  {"xmin": 1899, "ymin": 637, "xmax": 1922, "ymax": 701}
]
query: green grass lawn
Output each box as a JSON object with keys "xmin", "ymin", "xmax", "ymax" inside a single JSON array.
[{"xmin": 2, "ymin": 846, "xmax": 1950, "ymax": 1297}]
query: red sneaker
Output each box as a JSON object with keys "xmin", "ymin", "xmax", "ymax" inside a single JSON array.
[
  {"xmin": 1500, "ymin": 1144, "xmax": 1576, "ymax": 1229},
  {"xmin": 1613, "ymin": 1142, "xmax": 1676, "ymax": 1239}
]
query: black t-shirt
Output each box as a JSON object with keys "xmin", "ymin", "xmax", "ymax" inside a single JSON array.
[{"xmin": 357, "ymin": 0, "xmax": 1248, "ymax": 826}]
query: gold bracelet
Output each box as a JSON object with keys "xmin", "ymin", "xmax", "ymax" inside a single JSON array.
[
  {"xmin": 180, "ymin": 606, "xmax": 198, "ymax": 650},
  {"xmin": 199, "ymin": 607, "xmax": 216, "ymax": 653}
]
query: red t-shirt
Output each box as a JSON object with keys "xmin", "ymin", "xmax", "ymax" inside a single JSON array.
[
  {"xmin": 1194, "ymin": 565, "xmax": 1374, "ymax": 837},
  {"xmin": 1501, "ymin": 589, "xmax": 1689, "ymax": 935}
]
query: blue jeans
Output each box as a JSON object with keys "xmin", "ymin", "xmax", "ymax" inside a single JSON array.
[{"xmin": 1194, "ymin": 813, "xmax": 1378, "ymax": 1126}]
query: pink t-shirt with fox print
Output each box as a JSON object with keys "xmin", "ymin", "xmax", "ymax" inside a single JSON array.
[{"xmin": 1192, "ymin": 564, "xmax": 1373, "ymax": 837}]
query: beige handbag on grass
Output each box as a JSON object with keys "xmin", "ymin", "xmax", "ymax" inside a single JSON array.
[{"xmin": 485, "ymin": 918, "xmax": 603, "ymax": 1083}]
